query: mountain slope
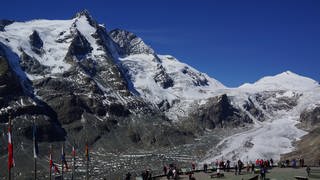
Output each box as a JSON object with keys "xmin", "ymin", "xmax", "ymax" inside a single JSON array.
[
  {"xmin": 110, "ymin": 28, "xmax": 320, "ymax": 163},
  {"xmin": 110, "ymin": 29, "xmax": 225, "ymax": 120},
  {"xmin": 0, "ymin": 10, "xmax": 319, "ymax": 177},
  {"xmin": 201, "ymin": 72, "xmax": 320, "ymax": 163},
  {"xmin": 240, "ymin": 71, "xmax": 319, "ymax": 91},
  {"xmin": 0, "ymin": 10, "xmax": 171, "ymax": 157}
]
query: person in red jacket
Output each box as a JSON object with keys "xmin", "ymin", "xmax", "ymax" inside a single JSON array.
[{"xmin": 192, "ymin": 162, "xmax": 196, "ymax": 170}]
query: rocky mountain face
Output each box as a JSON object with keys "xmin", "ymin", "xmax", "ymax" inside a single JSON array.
[
  {"xmin": 0, "ymin": 44, "xmax": 66, "ymax": 154},
  {"xmin": 188, "ymin": 94, "xmax": 252, "ymax": 130},
  {"xmin": 0, "ymin": 10, "xmax": 319, "ymax": 178},
  {"xmin": 0, "ymin": 54, "xmax": 21, "ymax": 99},
  {"xmin": 299, "ymin": 105, "xmax": 320, "ymax": 129},
  {"xmin": 0, "ymin": 19, "xmax": 14, "ymax": 31},
  {"xmin": 110, "ymin": 29, "xmax": 155, "ymax": 56},
  {"xmin": 281, "ymin": 105, "xmax": 320, "ymax": 165},
  {"xmin": 109, "ymin": 29, "xmax": 226, "ymax": 121},
  {"xmin": 0, "ymin": 10, "xmax": 206, "ymax": 159}
]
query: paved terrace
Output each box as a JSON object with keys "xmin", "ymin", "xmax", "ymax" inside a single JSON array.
[{"xmin": 154, "ymin": 167, "xmax": 320, "ymax": 180}]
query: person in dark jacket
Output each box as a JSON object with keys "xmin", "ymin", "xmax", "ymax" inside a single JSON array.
[
  {"xmin": 163, "ymin": 165, "xmax": 168, "ymax": 175},
  {"xmin": 306, "ymin": 166, "xmax": 311, "ymax": 177},
  {"xmin": 251, "ymin": 163, "xmax": 255, "ymax": 173},
  {"xmin": 203, "ymin": 163, "xmax": 208, "ymax": 173},
  {"xmin": 125, "ymin": 172, "xmax": 131, "ymax": 180},
  {"xmin": 238, "ymin": 160, "xmax": 243, "ymax": 175},
  {"xmin": 234, "ymin": 163, "xmax": 238, "ymax": 175},
  {"xmin": 260, "ymin": 166, "xmax": 266, "ymax": 180}
]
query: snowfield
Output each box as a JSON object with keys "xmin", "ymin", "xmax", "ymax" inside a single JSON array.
[
  {"xmin": 201, "ymin": 74, "xmax": 320, "ymax": 163},
  {"xmin": 202, "ymin": 113, "xmax": 307, "ymax": 163},
  {"xmin": 118, "ymin": 49, "xmax": 320, "ymax": 163},
  {"xmin": 0, "ymin": 19, "xmax": 74, "ymax": 74},
  {"xmin": 119, "ymin": 53, "xmax": 226, "ymax": 121}
]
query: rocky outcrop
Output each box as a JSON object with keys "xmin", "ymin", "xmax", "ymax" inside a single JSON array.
[
  {"xmin": 243, "ymin": 97, "xmax": 265, "ymax": 121},
  {"xmin": 281, "ymin": 105, "xmax": 320, "ymax": 165},
  {"xmin": 181, "ymin": 66, "xmax": 209, "ymax": 86},
  {"xmin": 0, "ymin": 19, "xmax": 14, "ymax": 31},
  {"xmin": 299, "ymin": 106, "xmax": 320, "ymax": 130},
  {"xmin": 281, "ymin": 126, "xmax": 320, "ymax": 166},
  {"xmin": 29, "ymin": 30, "xmax": 43, "ymax": 55},
  {"xmin": 19, "ymin": 51, "xmax": 49, "ymax": 75},
  {"xmin": 109, "ymin": 29, "xmax": 155, "ymax": 56},
  {"xmin": 254, "ymin": 91, "xmax": 301, "ymax": 114},
  {"xmin": 0, "ymin": 55, "xmax": 22, "ymax": 99},
  {"xmin": 65, "ymin": 30, "xmax": 93, "ymax": 62},
  {"xmin": 0, "ymin": 54, "xmax": 65, "ymax": 144},
  {"xmin": 153, "ymin": 64, "xmax": 174, "ymax": 89},
  {"xmin": 188, "ymin": 94, "xmax": 252, "ymax": 129},
  {"xmin": 74, "ymin": 9, "xmax": 99, "ymax": 28}
]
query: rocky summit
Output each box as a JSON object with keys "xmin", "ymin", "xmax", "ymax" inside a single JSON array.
[{"xmin": 0, "ymin": 10, "xmax": 319, "ymax": 178}]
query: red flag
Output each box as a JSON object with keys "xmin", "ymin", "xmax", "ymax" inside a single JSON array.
[
  {"xmin": 54, "ymin": 164, "xmax": 60, "ymax": 173},
  {"xmin": 72, "ymin": 146, "xmax": 76, "ymax": 157},
  {"xmin": 49, "ymin": 153, "xmax": 53, "ymax": 169},
  {"xmin": 8, "ymin": 126, "xmax": 14, "ymax": 170},
  {"xmin": 49, "ymin": 153, "xmax": 60, "ymax": 173},
  {"xmin": 85, "ymin": 143, "xmax": 89, "ymax": 160}
]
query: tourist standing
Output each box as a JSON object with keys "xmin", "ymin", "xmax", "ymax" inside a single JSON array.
[
  {"xmin": 163, "ymin": 165, "xmax": 167, "ymax": 175},
  {"xmin": 238, "ymin": 160, "xmax": 243, "ymax": 175},
  {"xmin": 203, "ymin": 163, "xmax": 208, "ymax": 173},
  {"xmin": 234, "ymin": 163, "xmax": 238, "ymax": 175},
  {"xmin": 292, "ymin": 159, "xmax": 297, "ymax": 168},
  {"xmin": 260, "ymin": 166, "xmax": 266, "ymax": 180},
  {"xmin": 226, "ymin": 160, "xmax": 230, "ymax": 172},
  {"xmin": 125, "ymin": 172, "xmax": 131, "ymax": 180},
  {"xmin": 251, "ymin": 163, "xmax": 255, "ymax": 173},
  {"xmin": 306, "ymin": 166, "xmax": 311, "ymax": 177},
  {"xmin": 192, "ymin": 162, "xmax": 196, "ymax": 171},
  {"xmin": 246, "ymin": 162, "xmax": 250, "ymax": 172}
]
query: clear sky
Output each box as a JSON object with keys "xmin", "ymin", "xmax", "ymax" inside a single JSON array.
[{"xmin": 1, "ymin": 0, "xmax": 319, "ymax": 87}]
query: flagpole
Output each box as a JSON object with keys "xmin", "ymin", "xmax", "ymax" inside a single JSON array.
[
  {"xmin": 83, "ymin": 113, "xmax": 89, "ymax": 180},
  {"xmin": 72, "ymin": 145, "xmax": 75, "ymax": 180},
  {"xmin": 49, "ymin": 145, "xmax": 52, "ymax": 180},
  {"xmin": 33, "ymin": 118, "xmax": 37, "ymax": 180},
  {"xmin": 61, "ymin": 144, "xmax": 64, "ymax": 180},
  {"xmin": 86, "ymin": 143, "xmax": 89, "ymax": 180},
  {"xmin": 8, "ymin": 115, "xmax": 12, "ymax": 180},
  {"xmin": 34, "ymin": 156, "xmax": 37, "ymax": 180}
]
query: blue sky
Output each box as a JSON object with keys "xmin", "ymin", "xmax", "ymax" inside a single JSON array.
[{"xmin": 1, "ymin": 0, "xmax": 319, "ymax": 87}]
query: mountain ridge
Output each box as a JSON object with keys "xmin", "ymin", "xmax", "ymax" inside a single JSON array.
[
  {"xmin": 0, "ymin": 10, "xmax": 319, "ymax": 178},
  {"xmin": 240, "ymin": 70, "xmax": 319, "ymax": 91}
]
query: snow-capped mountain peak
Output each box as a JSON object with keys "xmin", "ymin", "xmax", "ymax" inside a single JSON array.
[
  {"xmin": 240, "ymin": 70, "xmax": 319, "ymax": 91},
  {"xmin": 109, "ymin": 29, "xmax": 226, "ymax": 119},
  {"xmin": 0, "ymin": 10, "xmax": 109, "ymax": 77},
  {"xmin": 74, "ymin": 9, "xmax": 92, "ymax": 19},
  {"xmin": 74, "ymin": 9, "xmax": 99, "ymax": 29}
]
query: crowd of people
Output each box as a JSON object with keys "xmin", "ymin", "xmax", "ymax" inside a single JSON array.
[
  {"xmin": 279, "ymin": 158, "xmax": 305, "ymax": 168},
  {"xmin": 124, "ymin": 156, "xmax": 318, "ymax": 179},
  {"xmin": 199, "ymin": 158, "xmax": 275, "ymax": 179},
  {"xmin": 163, "ymin": 163, "xmax": 179, "ymax": 179}
]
